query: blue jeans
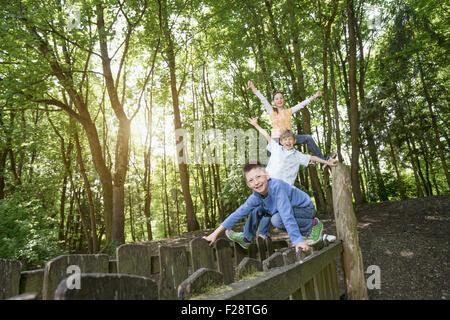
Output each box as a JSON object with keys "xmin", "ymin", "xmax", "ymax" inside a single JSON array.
[
  {"xmin": 273, "ymin": 135, "xmax": 326, "ymax": 160},
  {"xmin": 295, "ymin": 135, "xmax": 326, "ymax": 160},
  {"xmin": 243, "ymin": 205, "xmax": 316, "ymax": 241}
]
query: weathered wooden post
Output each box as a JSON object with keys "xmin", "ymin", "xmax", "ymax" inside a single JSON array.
[{"xmin": 331, "ymin": 163, "xmax": 368, "ymax": 300}]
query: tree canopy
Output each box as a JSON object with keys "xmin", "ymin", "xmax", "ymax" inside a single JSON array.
[{"xmin": 0, "ymin": 0, "xmax": 448, "ymax": 269}]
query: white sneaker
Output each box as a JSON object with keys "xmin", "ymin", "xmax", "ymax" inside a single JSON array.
[{"xmin": 322, "ymin": 234, "xmax": 336, "ymax": 242}]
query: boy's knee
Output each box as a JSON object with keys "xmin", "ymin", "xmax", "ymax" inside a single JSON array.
[
  {"xmin": 254, "ymin": 206, "xmax": 267, "ymax": 218},
  {"xmin": 271, "ymin": 214, "xmax": 284, "ymax": 230}
]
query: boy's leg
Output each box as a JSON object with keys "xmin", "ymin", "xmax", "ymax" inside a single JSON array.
[
  {"xmin": 270, "ymin": 206, "xmax": 316, "ymax": 238},
  {"xmin": 243, "ymin": 205, "xmax": 268, "ymax": 242},
  {"xmin": 295, "ymin": 134, "xmax": 326, "ymax": 160},
  {"xmin": 258, "ymin": 216, "xmax": 271, "ymax": 238}
]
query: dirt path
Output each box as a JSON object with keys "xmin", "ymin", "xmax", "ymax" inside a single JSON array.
[{"xmin": 322, "ymin": 194, "xmax": 450, "ymax": 300}]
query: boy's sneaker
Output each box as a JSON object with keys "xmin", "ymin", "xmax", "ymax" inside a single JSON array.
[
  {"xmin": 258, "ymin": 234, "xmax": 270, "ymax": 240},
  {"xmin": 306, "ymin": 218, "xmax": 323, "ymax": 245},
  {"xmin": 226, "ymin": 230, "xmax": 251, "ymax": 249},
  {"xmin": 322, "ymin": 152, "xmax": 338, "ymax": 169},
  {"xmin": 321, "ymin": 234, "xmax": 337, "ymax": 243}
]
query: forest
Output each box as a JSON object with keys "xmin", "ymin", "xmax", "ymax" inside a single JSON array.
[{"xmin": 0, "ymin": 0, "xmax": 448, "ymax": 270}]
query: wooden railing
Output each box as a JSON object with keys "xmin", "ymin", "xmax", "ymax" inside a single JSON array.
[{"xmin": 197, "ymin": 241, "xmax": 343, "ymax": 300}]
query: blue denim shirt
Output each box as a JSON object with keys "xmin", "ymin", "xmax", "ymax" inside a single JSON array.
[{"xmin": 221, "ymin": 178, "xmax": 314, "ymax": 245}]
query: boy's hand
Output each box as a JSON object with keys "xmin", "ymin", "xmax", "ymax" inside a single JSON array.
[
  {"xmin": 295, "ymin": 241, "xmax": 310, "ymax": 253},
  {"xmin": 248, "ymin": 81, "xmax": 257, "ymax": 93},
  {"xmin": 326, "ymin": 158, "xmax": 338, "ymax": 167},
  {"xmin": 202, "ymin": 233, "xmax": 218, "ymax": 246},
  {"xmin": 248, "ymin": 117, "xmax": 258, "ymax": 127},
  {"xmin": 315, "ymin": 90, "xmax": 322, "ymax": 98}
]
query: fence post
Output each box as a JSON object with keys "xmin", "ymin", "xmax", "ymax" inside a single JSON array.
[{"xmin": 331, "ymin": 163, "xmax": 368, "ymax": 300}]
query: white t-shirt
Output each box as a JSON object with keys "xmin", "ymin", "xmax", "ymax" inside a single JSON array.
[{"xmin": 265, "ymin": 140, "xmax": 311, "ymax": 186}]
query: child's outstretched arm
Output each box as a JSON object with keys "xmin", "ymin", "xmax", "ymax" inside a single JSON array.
[
  {"xmin": 202, "ymin": 225, "xmax": 226, "ymax": 246},
  {"xmin": 248, "ymin": 118, "xmax": 272, "ymax": 143},
  {"xmin": 248, "ymin": 81, "xmax": 273, "ymax": 115},
  {"xmin": 310, "ymin": 155, "xmax": 338, "ymax": 167},
  {"xmin": 291, "ymin": 90, "xmax": 322, "ymax": 114}
]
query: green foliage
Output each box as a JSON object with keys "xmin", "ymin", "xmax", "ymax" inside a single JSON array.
[
  {"xmin": 0, "ymin": 192, "xmax": 66, "ymax": 270},
  {"xmin": 0, "ymin": 0, "xmax": 448, "ymax": 257},
  {"xmin": 220, "ymin": 164, "xmax": 252, "ymax": 213}
]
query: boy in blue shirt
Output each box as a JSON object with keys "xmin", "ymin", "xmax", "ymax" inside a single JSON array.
[
  {"xmin": 248, "ymin": 118, "xmax": 337, "ymax": 240},
  {"xmin": 203, "ymin": 163, "xmax": 324, "ymax": 253}
]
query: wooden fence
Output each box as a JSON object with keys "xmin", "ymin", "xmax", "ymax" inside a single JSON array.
[
  {"xmin": 1, "ymin": 235, "xmax": 343, "ymax": 300},
  {"xmin": 199, "ymin": 241, "xmax": 342, "ymax": 300}
]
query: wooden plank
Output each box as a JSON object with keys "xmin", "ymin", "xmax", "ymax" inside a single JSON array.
[
  {"xmin": 304, "ymin": 278, "xmax": 316, "ymax": 300},
  {"xmin": 256, "ymin": 236, "xmax": 267, "ymax": 261},
  {"xmin": 282, "ymin": 248, "xmax": 296, "ymax": 266},
  {"xmin": 54, "ymin": 273, "xmax": 158, "ymax": 300},
  {"xmin": 319, "ymin": 266, "xmax": 329, "ymax": 300},
  {"xmin": 324, "ymin": 264, "xmax": 334, "ymax": 300},
  {"xmin": 313, "ymin": 275, "xmax": 320, "ymax": 300},
  {"xmin": 233, "ymin": 243, "xmax": 247, "ymax": 266},
  {"xmin": 328, "ymin": 259, "xmax": 340, "ymax": 299},
  {"xmin": 290, "ymin": 285, "xmax": 303, "ymax": 300},
  {"xmin": 42, "ymin": 254, "xmax": 109, "ymax": 300},
  {"xmin": 158, "ymin": 245, "xmax": 189, "ymax": 300},
  {"xmin": 189, "ymin": 237, "xmax": 216, "ymax": 272},
  {"xmin": 0, "ymin": 258, "xmax": 22, "ymax": 299},
  {"xmin": 248, "ymin": 243, "xmax": 258, "ymax": 259},
  {"xmin": 262, "ymin": 252, "xmax": 284, "ymax": 271},
  {"xmin": 178, "ymin": 268, "xmax": 224, "ymax": 300},
  {"xmin": 214, "ymin": 239, "xmax": 234, "ymax": 285},
  {"xmin": 116, "ymin": 243, "xmax": 153, "ymax": 277},
  {"xmin": 200, "ymin": 241, "xmax": 343, "ymax": 300},
  {"xmin": 236, "ymin": 258, "xmax": 263, "ymax": 280}
]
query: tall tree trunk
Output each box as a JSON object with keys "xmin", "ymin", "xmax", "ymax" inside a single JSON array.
[
  {"xmin": 159, "ymin": 0, "xmax": 199, "ymax": 231},
  {"xmin": 387, "ymin": 136, "xmax": 407, "ymax": 200},
  {"xmin": 143, "ymin": 95, "xmax": 154, "ymax": 241},
  {"xmin": 347, "ymin": 0, "xmax": 364, "ymax": 204},
  {"xmin": 319, "ymin": 0, "xmax": 339, "ymax": 214},
  {"xmin": 97, "ymin": 2, "xmax": 132, "ymax": 244},
  {"xmin": 0, "ymin": 149, "xmax": 7, "ymax": 200},
  {"xmin": 202, "ymin": 67, "xmax": 225, "ymax": 221},
  {"xmin": 329, "ymin": 45, "xmax": 343, "ymax": 162},
  {"xmin": 363, "ymin": 122, "xmax": 388, "ymax": 201},
  {"xmin": 59, "ymin": 170, "xmax": 68, "ymax": 242},
  {"xmin": 73, "ymin": 126, "xmax": 99, "ymax": 252},
  {"xmin": 129, "ymin": 192, "xmax": 136, "ymax": 242},
  {"xmin": 22, "ymin": 12, "xmax": 115, "ymax": 244},
  {"xmin": 418, "ymin": 65, "xmax": 450, "ymax": 188}
]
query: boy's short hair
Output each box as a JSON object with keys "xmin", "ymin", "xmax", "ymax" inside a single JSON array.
[
  {"xmin": 280, "ymin": 130, "xmax": 295, "ymax": 140},
  {"xmin": 242, "ymin": 162, "xmax": 265, "ymax": 177}
]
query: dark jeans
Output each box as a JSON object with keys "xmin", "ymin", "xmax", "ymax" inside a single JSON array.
[
  {"xmin": 295, "ymin": 134, "xmax": 326, "ymax": 160},
  {"xmin": 273, "ymin": 134, "xmax": 326, "ymax": 160},
  {"xmin": 243, "ymin": 205, "xmax": 316, "ymax": 240}
]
